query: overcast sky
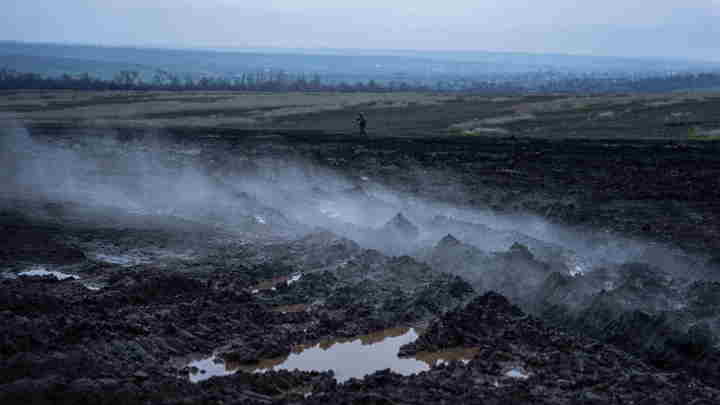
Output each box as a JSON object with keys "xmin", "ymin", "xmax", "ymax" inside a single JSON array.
[{"xmin": 3, "ymin": 1, "xmax": 720, "ymax": 60}]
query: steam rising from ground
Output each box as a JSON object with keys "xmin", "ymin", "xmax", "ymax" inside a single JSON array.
[{"xmin": 0, "ymin": 122, "xmax": 710, "ymax": 298}]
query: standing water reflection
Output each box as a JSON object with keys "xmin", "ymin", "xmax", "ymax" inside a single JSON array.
[{"xmin": 186, "ymin": 327, "xmax": 478, "ymax": 383}]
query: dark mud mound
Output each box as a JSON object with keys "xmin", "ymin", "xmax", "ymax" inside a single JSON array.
[
  {"xmin": 0, "ymin": 210, "xmax": 87, "ymax": 266},
  {"xmin": 313, "ymin": 291, "xmax": 720, "ymax": 405},
  {"xmin": 400, "ymin": 292, "xmax": 526, "ymax": 354},
  {"xmin": 257, "ymin": 230, "xmax": 362, "ymax": 270},
  {"xmin": 0, "ymin": 277, "xmax": 89, "ymax": 316},
  {"xmin": 423, "ymin": 233, "xmax": 490, "ymax": 282},
  {"xmin": 0, "ymin": 268, "xmax": 347, "ymax": 404},
  {"xmin": 381, "ymin": 212, "xmax": 420, "ymax": 240},
  {"xmin": 99, "ymin": 270, "xmax": 205, "ymax": 305},
  {"xmin": 541, "ymin": 278, "xmax": 720, "ymax": 385},
  {"xmin": 3, "ymin": 124, "xmax": 720, "ymax": 404},
  {"xmin": 260, "ymin": 250, "xmax": 475, "ymax": 335},
  {"xmin": 426, "ymin": 215, "xmax": 566, "ymax": 261},
  {"xmin": 420, "ymin": 235, "xmax": 559, "ymax": 307},
  {"xmin": 536, "ymin": 263, "xmax": 720, "ymax": 386},
  {"xmin": 0, "ymin": 367, "xmax": 333, "ymax": 405}
]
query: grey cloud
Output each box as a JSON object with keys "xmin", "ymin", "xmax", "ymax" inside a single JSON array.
[{"xmin": 1, "ymin": 1, "xmax": 719, "ymax": 60}]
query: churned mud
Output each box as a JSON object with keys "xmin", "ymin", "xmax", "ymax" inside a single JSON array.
[{"xmin": 3, "ymin": 105, "xmax": 720, "ymax": 404}]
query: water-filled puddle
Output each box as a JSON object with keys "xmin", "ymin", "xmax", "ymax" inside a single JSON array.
[
  {"xmin": 252, "ymin": 273, "xmax": 303, "ymax": 293},
  {"xmin": 287, "ymin": 273, "xmax": 302, "ymax": 285},
  {"xmin": 505, "ymin": 368, "xmax": 530, "ymax": 379},
  {"xmin": 186, "ymin": 327, "xmax": 478, "ymax": 383},
  {"xmin": 93, "ymin": 253, "xmax": 151, "ymax": 267}
]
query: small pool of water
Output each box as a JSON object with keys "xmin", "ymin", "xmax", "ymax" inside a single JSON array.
[
  {"xmin": 186, "ymin": 327, "xmax": 478, "ymax": 383},
  {"xmin": 287, "ymin": 273, "xmax": 302, "ymax": 285},
  {"xmin": 18, "ymin": 266, "xmax": 79, "ymax": 280},
  {"xmin": 505, "ymin": 368, "xmax": 530, "ymax": 379},
  {"xmin": 253, "ymin": 272, "xmax": 303, "ymax": 292},
  {"xmin": 93, "ymin": 253, "xmax": 151, "ymax": 267}
]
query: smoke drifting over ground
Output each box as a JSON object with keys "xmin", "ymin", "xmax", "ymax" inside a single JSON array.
[
  {"xmin": 5, "ymin": 121, "xmax": 720, "ymax": 401},
  {"xmin": 2, "ymin": 123, "xmax": 717, "ymax": 326},
  {"xmin": 2, "ymin": 123, "xmax": 232, "ymax": 217},
  {"xmin": 1, "ymin": 123, "xmax": 705, "ymax": 273}
]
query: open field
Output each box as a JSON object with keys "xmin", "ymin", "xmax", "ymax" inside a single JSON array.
[
  {"xmin": 2, "ymin": 90, "xmax": 720, "ymax": 139},
  {"xmin": 3, "ymin": 90, "xmax": 720, "ymax": 404}
]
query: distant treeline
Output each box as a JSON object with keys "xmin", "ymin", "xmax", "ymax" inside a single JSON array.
[
  {"xmin": 2, "ymin": 67, "xmax": 720, "ymax": 94},
  {"xmin": 534, "ymin": 73, "xmax": 720, "ymax": 93},
  {"xmin": 0, "ymin": 68, "xmax": 402, "ymax": 92}
]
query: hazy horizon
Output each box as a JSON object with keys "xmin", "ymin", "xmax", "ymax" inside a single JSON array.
[
  {"xmin": 6, "ymin": 39, "xmax": 719, "ymax": 65},
  {"xmin": 3, "ymin": 1, "xmax": 720, "ymax": 62}
]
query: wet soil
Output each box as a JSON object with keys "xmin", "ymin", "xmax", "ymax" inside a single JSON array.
[{"xmin": 3, "ymin": 103, "xmax": 720, "ymax": 403}]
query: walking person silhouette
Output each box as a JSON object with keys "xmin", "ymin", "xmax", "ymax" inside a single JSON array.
[{"xmin": 355, "ymin": 112, "xmax": 368, "ymax": 136}]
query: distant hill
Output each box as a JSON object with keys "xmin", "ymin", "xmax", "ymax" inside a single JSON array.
[
  {"xmin": 0, "ymin": 53, "xmax": 155, "ymax": 80},
  {"xmin": 2, "ymin": 41, "xmax": 720, "ymax": 84},
  {"xmin": 210, "ymin": 46, "xmax": 720, "ymax": 72}
]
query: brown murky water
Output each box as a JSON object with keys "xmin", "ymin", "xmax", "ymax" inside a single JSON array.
[{"xmin": 186, "ymin": 327, "xmax": 478, "ymax": 383}]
